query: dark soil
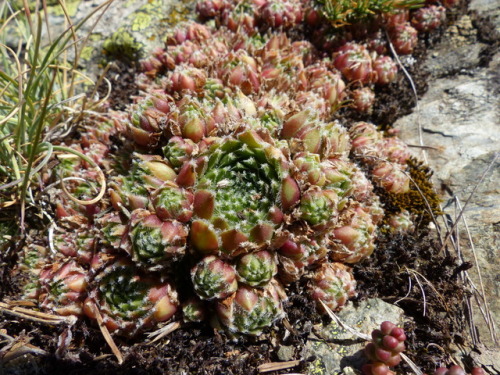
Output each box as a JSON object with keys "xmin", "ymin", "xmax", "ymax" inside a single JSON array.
[{"xmin": 2, "ymin": 4, "xmax": 499, "ymax": 375}]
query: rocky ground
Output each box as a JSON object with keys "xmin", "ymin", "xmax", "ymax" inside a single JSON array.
[
  {"xmin": 395, "ymin": 0, "xmax": 499, "ymax": 368},
  {"xmin": 0, "ymin": 0, "xmax": 498, "ymax": 374}
]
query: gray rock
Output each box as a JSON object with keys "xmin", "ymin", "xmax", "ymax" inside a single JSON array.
[
  {"xmin": 424, "ymin": 15, "xmax": 485, "ymax": 77},
  {"xmin": 277, "ymin": 345, "xmax": 295, "ymax": 361},
  {"xmin": 395, "ymin": 15, "xmax": 500, "ymax": 368},
  {"xmin": 470, "ymin": 0, "xmax": 500, "ymax": 32},
  {"xmin": 304, "ymin": 298, "xmax": 405, "ymax": 375}
]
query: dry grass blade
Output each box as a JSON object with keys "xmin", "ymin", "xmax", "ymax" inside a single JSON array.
[
  {"xmin": 386, "ymin": 31, "xmax": 427, "ymax": 165},
  {"xmin": 86, "ymin": 300, "xmax": 123, "ymax": 364},
  {"xmin": 439, "ymin": 153, "xmax": 498, "ymax": 253},
  {"xmin": 404, "ymin": 268, "xmax": 450, "ymax": 313},
  {"xmin": 401, "ymin": 352, "xmax": 424, "ymax": 375},
  {"xmin": 0, "ymin": 301, "xmax": 77, "ymax": 325},
  {"xmin": 146, "ymin": 321, "xmax": 181, "ymax": 344},
  {"xmin": 258, "ymin": 360, "xmax": 301, "ymax": 373},
  {"xmin": 455, "ymin": 197, "xmax": 498, "ymax": 344}
]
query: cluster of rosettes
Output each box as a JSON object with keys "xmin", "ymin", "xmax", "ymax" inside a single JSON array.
[
  {"xmin": 22, "ymin": 0, "xmax": 446, "ymax": 338},
  {"xmin": 192, "ymin": 0, "xmax": 450, "ymax": 114},
  {"xmin": 363, "ymin": 321, "xmax": 407, "ymax": 375}
]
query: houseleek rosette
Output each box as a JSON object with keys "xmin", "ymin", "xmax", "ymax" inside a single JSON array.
[
  {"xmin": 278, "ymin": 237, "xmax": 329, "ymax": 283},
  {"xmin": 125, "ymin": 209, "xmax": 188, "ymax": 270},
  {"xmin": 39, "ymin": 261, "xmax": 88, "ymax": 316},
  {"xmin": 331, "ymin": 204, "xmax": 376, "ymax": 263},
  {"xmin": 190, "ymin": 130, "xmax": 299, "ymax": 257},
  {"xmin": 191, "ymin": 255, "xmax": 238, "ymax": 300},
  {"xmin": 216, "ymin": 279, "xmax": 286, "ymax": 335},
  {"xmin": 109, "ymin": 153, "xmax": 177, "ymax": 211},
  {"xmin": 308, "ymin": 262, "xmax": 357, "ymax": 312},
  {"xmin": 84, "ymin": 260, "xmax": 178, "ymax": 335},
  {"xmin": 236, "ymin": 250, "xmax": 277, "ymax": 287}
]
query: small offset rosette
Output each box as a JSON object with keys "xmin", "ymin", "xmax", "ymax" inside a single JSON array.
[
  {"xmin": 39, "ymin": 261, "xmax": 88, "ymax": 316},
  {"xmin": 308, "ymin": 262, "xmax": 356, "ymax": 313},
  {"xmin": 84, "ymin": 259, "xmax": 178, "ymax": 336},
  {"xmin": 191, "ymin": 255, "xmax": 238, "ymax": 300},
  {"xmin": 216, "ymin": 279, "xmax": 286, "ymax": 335},
  {"xmin": 333, "ymin": 43, "xmax": 375, "ymax": 84},
  {"xmin": 298, "ymin": 187, "xmax": 340, "ymax": 230},
  {"xmin": 235, "ymin": 250, "xmax": 277, "ymax": 287},
  {"xmin": 128, "ymin": 93, "xmax": 173, "ymax": 148},
  {"xmin": 109, "ymin": 153, "xmax": 177, "ymax": 211},
  {"xmin": 259, "ymin": 0, "xmax": 304, "ymax": 29},
  {"xmin": 278, "ymin": 237, "xmax": 329, "ymax": 284},
  {"xmin": 124, "ymin": 209, "xmax": 188, "ymax": 271},
  {"xmin": 151, "ymin": 181, "xmax": 194, "ymax": 223},
  {"xmin": 331, "ymin": 204, "xmax": 376, "ymax": 263}
]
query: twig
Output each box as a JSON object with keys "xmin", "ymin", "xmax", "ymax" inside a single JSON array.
[
  {"xmin": 0, "ymin": 301, "xmax": 77, "ymax": 325},
  {"xmin": 394, "ymin": 275, "xmax": 413, "ymax": 305},
  {"xmin": 86, "ymin": 300, "xmax": 123, "ymax": 364},
  {"xmin": 258, "ymin": 360, "xmax": 301, "ymax": 373}
]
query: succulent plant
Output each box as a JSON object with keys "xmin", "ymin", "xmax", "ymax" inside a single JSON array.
[
  {"xmin": 123, "ymin": 209, "xmax": 188, "ymax": 270},
  {"xmin": 216, "ymin": 280, "xmax": 286, "ymax": 335},
  {"xmin": 373, "ymin": 55, "xmax": 398, "ymax": 85},
  {"xmin": 331, "ymin": 204, "xmax": 376, "ymax": 263},
  {"xmin": 196, "ymin": 0, "xmax": 227, "ymax": 18},
  {"xmin": 411, "ymin": 5, "xmax": 446, "ymax": 32},
  {"xmin": 162, "ymin": 136, "xmax": 197, "ymax": 170},
  {"xmin": 334, "ymin": 43, "xmax": 375, "ymax": 84},
  {"xmin": 182, "ymin": 297, "xmax": 207, "ymax": 323},
  {"xmin": 299, "ymin": 188, "xmax": 340, "ymax": 228},
  {"xmin": 220, "ymin": 0, "xmax": 261, "ymax": 34},
  {"xmin": 96, "ymin": 211, "xmax": 126, "ymax": 249},
  {"xmin": 278, "ymin": 237, "xmax": 329, "ymax": 283},
  {"xmin": 128, "ymin": 94, "xmax": 172, "ymax": 147},
  {"xmin": 109, "ymin": 153, "xmax": 177, "ymax": 211},
  {"xmin": 152, "ymin": 181, "xmax": 194, "ymax": 222},
  {"xmin": 191, "ymin": 255, "xmax": 238, "ymax": 300},
  {"xmin": 308, "ymin": 262, "xmax": 357, "ymax": 312},
  {"xmin": 39, "ymin": 261, "xmax": 88, "ymax": 316},
  {"xmin": 236, "ymin": 250, "xmax": 277, "ymax": 287},
  {"xmin": 429, "ymin": 366, "xmax": 485, "ymax": 375},
  {"xmin": 385, "ymin": 210, "xmax": 414, "ymax": 232},
  {"xmin": 31, "ymin": 0, "xmax": 450, "ymax": 339},
  {"xmin": 53, "ymin": 228, "xmax": 95, "ymax": 264},
  {"xmin": 260, "ymin": 0, "xmax": 304, "ymax": 29},
  {"xmin": 363, "ymin": 321, "xmax": 407, "ymax": 375},
  {"xmin": 389, "ymin": 23, "xmax": 418, "ymax": 55},
  {"xmin": 372, "ymin": 161, "xmax": 410, "ymax": 194},
  {"xmin": 384, "ymin": 8, "xmax": 410, "ymax": 29},
  {"xmin": 305, "ymin": 64, "xmax": 346, "ymax": 110},
  {"xmin": 166, "ymin": 21, "xmax": 212, "ymax": 46},
  {"xmin": 84, "ymin": 260, "xmax": 178, "ymax": 335},
  {"xmin": 190, "ymin": 131, "xmax": 297, "ymax": 257},
  {"xmin": 218, "ymin": 50, "xmax": 261, "ymax": 95},
  {"xmin": 351, "ymin": 87, "xmax": 376, "ymax": 112}
]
